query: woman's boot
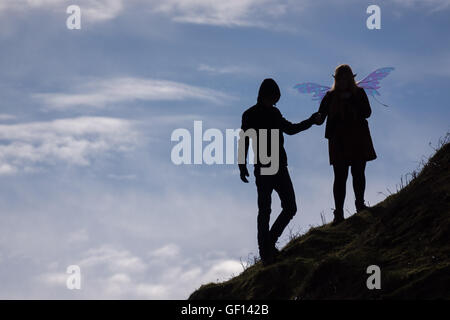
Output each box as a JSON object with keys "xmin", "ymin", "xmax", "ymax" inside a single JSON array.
[
  {"xmin": 332, "ymin": 209, "xmax": 344, "ymax": 225},
  {"xmin": 355, "ymin": 200, "xmax": 369, "ymax": 213}
]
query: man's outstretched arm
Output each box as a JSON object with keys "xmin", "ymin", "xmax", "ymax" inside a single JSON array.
[{"xmin": 280, "ymin": 111, "xmax": 321, "ymax": 135}]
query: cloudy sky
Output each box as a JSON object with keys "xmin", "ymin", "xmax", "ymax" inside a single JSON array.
[{"xmin": 0, "ymin": 0, "xmax": 449, "ymax": 299}]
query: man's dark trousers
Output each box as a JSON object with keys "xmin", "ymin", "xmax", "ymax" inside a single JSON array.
[{"xmin": 254, "ymin": 165, "xmax": 297, "ymax": 259}]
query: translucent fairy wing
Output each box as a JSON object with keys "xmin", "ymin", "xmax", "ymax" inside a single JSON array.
[
  {"xmin": 357, "ymin": 67, "xmax": 394, "ymax": 97},
  {"xmin": 293, "ymin": 83, "xmax": 331, "ymax": 101}
]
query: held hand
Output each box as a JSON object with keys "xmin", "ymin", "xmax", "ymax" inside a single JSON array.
[
  {"xmin": 311, "ymin": 112, "xmax": 323, "ymax": 125},
  {"xmin": 239, "ymin": 165, "xmax": 249, "ymax": 183}
]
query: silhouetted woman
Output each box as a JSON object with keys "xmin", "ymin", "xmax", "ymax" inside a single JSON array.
[{"xmin": 316, "ymin": 64, "xmax": 377, "ymax": 225}]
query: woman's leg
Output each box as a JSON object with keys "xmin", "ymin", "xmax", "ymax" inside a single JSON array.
[
  {"xmin": 351, "ymin": 161, "xmax": 367, "ymax": 210},
  {"xmin": 333, "ymin": 164, "xmax": 349, "ymax": 212}
]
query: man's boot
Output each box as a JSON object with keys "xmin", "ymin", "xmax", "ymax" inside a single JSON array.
[
  {"xmin": 258, "ymin": 237, "xmax": 274, "ymax": 266},
  {"xmin": 260, "ymin": 248, "xmax": 275, "ymax": 266}
]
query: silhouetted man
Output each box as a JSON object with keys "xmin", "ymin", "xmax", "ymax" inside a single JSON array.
[{"xmin": 238, "ymin": 78, "xmax": 319, "ymax": 265}]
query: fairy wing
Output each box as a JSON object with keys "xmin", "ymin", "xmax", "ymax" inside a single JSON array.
[
  {"xmin": 357, "ymin": 67, "xmax": 394, "ymax": 97},
  {"xmin": 293, "ymin": 83, "xmax": 331, "ymax": 101},
  {"xmin": 294, "ymin": 67, "xmax": 394, "ymax": 102}
]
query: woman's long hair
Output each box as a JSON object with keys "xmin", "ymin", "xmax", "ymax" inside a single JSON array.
[
  {"xmin": 329, "ymin": 64, "xmax": 359, "ymax": 120},
  {"xmin": 330, "ymin": 64, "xmax": 358, "ymax": 93}
]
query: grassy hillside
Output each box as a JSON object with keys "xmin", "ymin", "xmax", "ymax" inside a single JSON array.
[{"xmin": 189, "ymin": 137, "xmax": 450, "ymax": 299}]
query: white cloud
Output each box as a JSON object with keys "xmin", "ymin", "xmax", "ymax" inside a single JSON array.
[
  {"xmin": 35, "ymin": 77, "xmax": 233, "ymax": 110},
  {"xmin": 67, "ymin": 229, "xmax": 90, "ymax": 244},
  {"xmin": 198, "ymin": 63, "xmax": 260, "ymax": 75},
  {"xmin": 150, "ymin": 258, "xmax": 243, "ymax": 298},
  {"xmin": 109, "ymin": 273, "xmax": 131, "ymax": 283},
  {"xmin": 0, "ymin": 0, "xmax": 283, "ymax": 31},
  {"xmin": 34, "ymin": 241, "xmax": 243, "ymax": 299},
  {"xmin": 201, "ymin": 259, "xmax": 243, "ymax": 282},
  {"xmin": 0, "ymin": 0, "xmax": 125, "ymax": 22},
  {"xmin": 134, "ymin": 284, "xmax": 170, "ymax": 299},
  {"xmin": 104, "ymin": 273, "xmax": 132, "ymax": 297},
  {"xmin": 80, "ymin": 0, "xmax": 124, "ymax": 22},
  {"xmin": 0, "ymin": 163, "xmax": 17, "ymax": 175},
  {"xmin": 150, "ymin": 243, "xmax": 180, "ymax": 259},
  {"xmin": 152, "ymin": 0, "xmax": 292, "ymax": 28},
  {"xmin": 79, "ymin": 245, "xmax": 147, "ymax": 273},
  {"xmin": 0, "ymin": 116, "xmax": 140, "ymax": 174},
  {"xmin": 0, "ymin": 114, "xmax": 16, "ymax": 121},
  {"xmin": 107, "ymin": 173, "xmax": 137, "ymax": 181},
  {"xmin": 37, "ymin": 272, "xmax": 67, "ymax": 287},
  {"xmin": 393, "ymin": 0, "xmax": 450, "ymax": 11},
  {"xmin": 0, "ymin": 0, "xmax": 302, "ymax": 28},
  {"xmin": 119, "ymin": 257, "xmax": 243, "ymax": 299}
]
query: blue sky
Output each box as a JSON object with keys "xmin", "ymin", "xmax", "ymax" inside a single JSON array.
[{"xmin": 0, "ymin": 0, "xmax": 449, "ymax": 299}]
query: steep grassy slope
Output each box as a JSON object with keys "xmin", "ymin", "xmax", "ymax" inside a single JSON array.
[{"xmin": 189, "ymin": 140, "xmax": 450, "ymax": 299}]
